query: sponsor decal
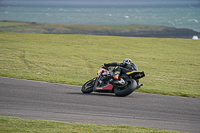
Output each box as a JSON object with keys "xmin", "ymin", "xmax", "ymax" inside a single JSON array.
[{"xmin": 95, "ymin": 84, "xmax": 113, "ymax": 90}]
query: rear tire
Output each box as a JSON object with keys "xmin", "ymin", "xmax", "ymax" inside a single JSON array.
[
  {"xmin": 81, "ymin": 78, "xmax": 96, "ymax": 93},
  {"xmin": 114, "ymin": 78, "xmax": 137, "ymax": 97}
]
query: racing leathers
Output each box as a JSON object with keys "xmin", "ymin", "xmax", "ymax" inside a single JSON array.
[{"xmin": 102, "ymin": 62, "xmax": 139, "ymax": 85}]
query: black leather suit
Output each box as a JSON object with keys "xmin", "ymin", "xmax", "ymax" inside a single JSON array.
[{"xmin": 104, "ymin": 62, "xmax": 138, "ymax": 74}]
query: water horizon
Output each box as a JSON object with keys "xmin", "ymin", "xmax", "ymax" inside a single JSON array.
[{"xmin": 0, "ymin": 0, "xmax": 200, "ymax": 32}]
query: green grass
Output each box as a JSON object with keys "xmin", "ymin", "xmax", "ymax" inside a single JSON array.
[
  {"xmin": 0, "ymin": 116, "xmax": 180, "ymax": 133},
  {"xmin": 0, "ymin": 32, "xmax": 199, "ymax": 98}
]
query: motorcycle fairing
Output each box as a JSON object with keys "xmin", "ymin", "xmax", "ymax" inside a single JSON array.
[
  {"xmin": 94, "ymin": 81, "xmax": 113, "ymax": 92},
  {"xmin": 126, "ymin": 71, "xmax": 145, "ymax": 79},
  {"xmin": 95, "ymin": 84, "xmax": 113, "ymax": 90},
  {"xmin": 97, "ymin": 68, "xmax": 109, "ymax": 77}
]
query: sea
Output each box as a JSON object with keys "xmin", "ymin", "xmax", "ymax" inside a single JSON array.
[{"xmin": 0, "ymin": 0, "xmax": 200, "ymax": 32}]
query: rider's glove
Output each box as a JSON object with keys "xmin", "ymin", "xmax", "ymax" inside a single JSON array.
[{"xmin": 104, "ymin": 63, "xmax": 110, "ymax": 67}]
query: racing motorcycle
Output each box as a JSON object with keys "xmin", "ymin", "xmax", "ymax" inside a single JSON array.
[{"xmin": 81, "ymin": 66, "xmax": 145, "ymax": 97}]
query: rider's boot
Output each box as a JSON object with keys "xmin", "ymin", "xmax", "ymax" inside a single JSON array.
[{"xmin": 115, "ymin": 78, "xmax": 125, "ymax": 85}]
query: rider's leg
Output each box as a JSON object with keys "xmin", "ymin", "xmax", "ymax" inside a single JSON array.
[{"xmin": 113, "ymin": 66, "xmax": 121, "ymax": 80}]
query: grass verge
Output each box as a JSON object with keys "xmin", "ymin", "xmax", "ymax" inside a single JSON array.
[
  {"xmin": 0, "ymin": 32, "xmax": 199, "ymax": 98},
  {"xmin": 0, "ymin": 116, "xmax": 180, "ymax": 133}
]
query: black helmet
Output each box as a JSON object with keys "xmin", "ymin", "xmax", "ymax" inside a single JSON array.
[{"xmin": 123, "ymin": 59, "xmax": 132, "ymax": 64}]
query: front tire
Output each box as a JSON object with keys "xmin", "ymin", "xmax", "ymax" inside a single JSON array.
[
  {"xmin": 114, "ymin": 78, "xmax": 137, "ymax": 97},
  {"xmin": 81, "ymin": 78, "xmax": 96, "ymax": 93}
]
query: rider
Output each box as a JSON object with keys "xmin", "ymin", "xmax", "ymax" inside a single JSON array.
[{"xmin": 102, "ymin": 59, "xmax": 139, "ymax": 85}]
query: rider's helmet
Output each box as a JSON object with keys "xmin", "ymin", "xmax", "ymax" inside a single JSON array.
[{"xmin": 123, "ymin": 59, "xmax": 132, "ymax": 64}]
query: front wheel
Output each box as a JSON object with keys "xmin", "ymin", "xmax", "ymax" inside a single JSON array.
[
  {"xmin": 114, "ymin": 78, "xmax": 137, "ymax": 97},
  {"xmin": 81, "ymin": 78, "xmax": 96, "ymax": 93}
]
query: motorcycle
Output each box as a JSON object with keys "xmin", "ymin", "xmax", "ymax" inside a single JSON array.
[{"xmin": 81, "ymin": 66, "xmax": 145, "ymax": 97}]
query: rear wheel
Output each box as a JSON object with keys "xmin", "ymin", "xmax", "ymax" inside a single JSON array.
[
  {"xmin": 81, "ymin": 78, "xmax": 96, "ymax": 93},
  {"xmin": 114, "ymin": 78, "xmax": 137, "ymax": 97}
]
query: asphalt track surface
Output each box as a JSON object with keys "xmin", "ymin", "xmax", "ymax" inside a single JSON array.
[{"xmin": 0, "ymin": 77, "xmax": 200, "ymax": 133}]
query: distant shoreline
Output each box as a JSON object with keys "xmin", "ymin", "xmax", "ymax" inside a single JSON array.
[{"xmin": 0, "ymin": 20, "xmax": 200, "ymax": 39}]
